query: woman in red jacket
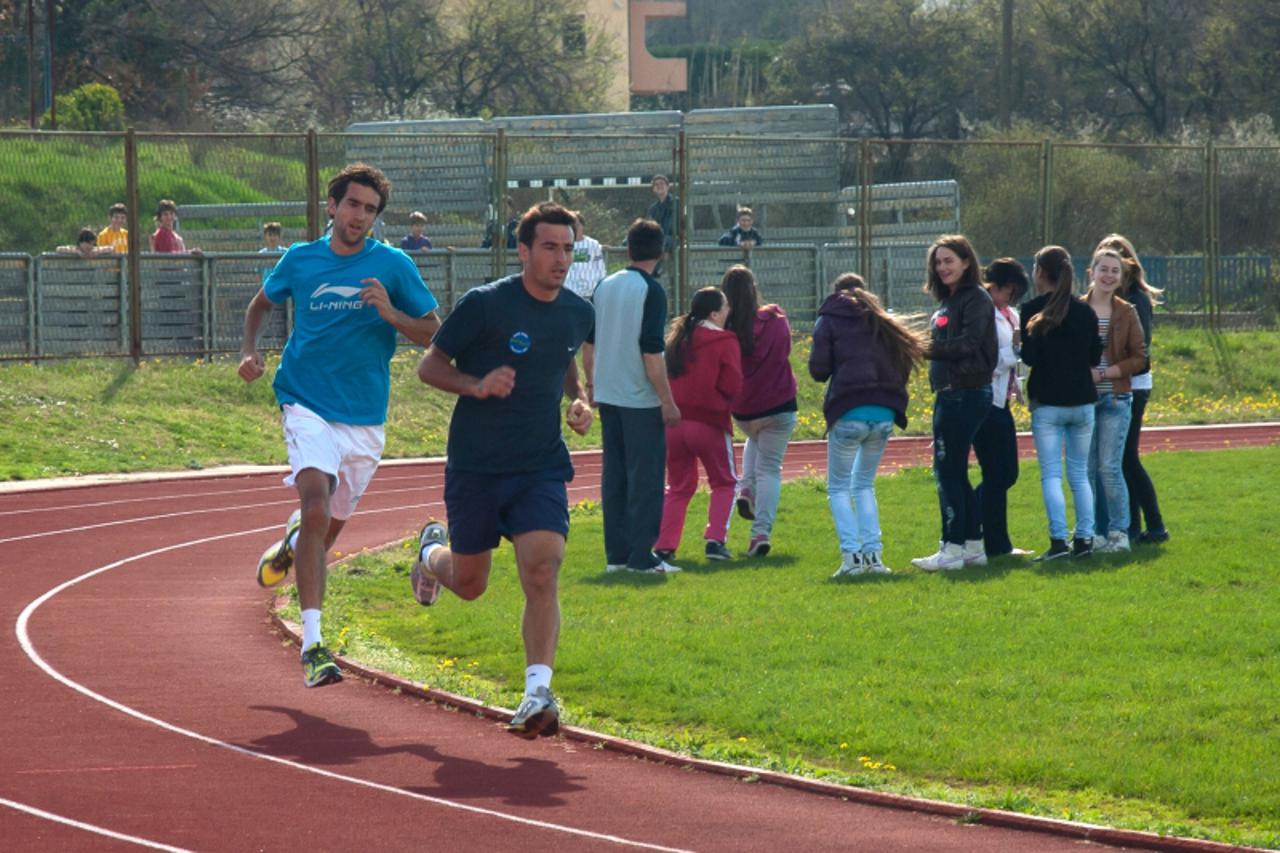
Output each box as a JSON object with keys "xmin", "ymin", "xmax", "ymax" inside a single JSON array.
[{"xmin": 655, "ymin": 287, "xmax": 744, "ymax": 563}]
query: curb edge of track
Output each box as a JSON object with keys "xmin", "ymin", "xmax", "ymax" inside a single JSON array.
[{"xmin": 269, "ymin": 608, "xmax": 1263, "ymax": 853}]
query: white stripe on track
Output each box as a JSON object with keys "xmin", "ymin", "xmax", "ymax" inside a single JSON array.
[
  {"xmin": 0, "ymin": 469, "xmax": 446, "ymax": 518},
  {"xmin": 14, "ymin": 505, "xmax": 694, "ymax": 853},
  {"xmin": 0, "ymin": 485, "xmax": 435, "ymax": 545},
  {"xmin": 0, "ymin": 796, "xmax": 193, "ymax": 851}
]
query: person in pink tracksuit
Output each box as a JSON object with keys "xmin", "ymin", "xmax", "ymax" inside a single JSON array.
[{"xmin": 655, "ymin": 287, "xmax": 744, "ymax": 563}]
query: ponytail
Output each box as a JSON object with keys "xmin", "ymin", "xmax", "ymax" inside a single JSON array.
[{"xmin": 666, "ymin": 287, "xmax": 725, "ymax": 377}]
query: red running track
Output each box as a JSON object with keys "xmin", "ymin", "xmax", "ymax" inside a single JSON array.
[{"xmin": 2, "ymin": 424, "xmax": 1275, "ymax": 852}]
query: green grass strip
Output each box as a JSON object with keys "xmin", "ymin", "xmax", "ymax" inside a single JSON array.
[{"xmin": 285, "ymin": 447, "xmax": 1280, "ymax": 850}]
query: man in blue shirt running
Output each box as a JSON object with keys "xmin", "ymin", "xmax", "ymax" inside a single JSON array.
[
  {"xmin": 238, "ymin": 163, "xmax": 441, "ymax": 689},
  {"xmin": 412, "ymin": 202, "xmax": 594, "ymax": 739}
]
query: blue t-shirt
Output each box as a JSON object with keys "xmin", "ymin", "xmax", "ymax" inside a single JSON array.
[
  {"xmin": 433, "ymin": 275, "xmax": 594, "ymax": 477},
  {"xmin": 400, "ymin": 233, "xmax": 432, "ymax": 251},
  {"xmin": 266, "ymin": 236, "xmax": 438, "ymax": 425}
]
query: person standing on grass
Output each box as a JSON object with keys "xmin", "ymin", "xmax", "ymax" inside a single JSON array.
[
  {"xmin": 411, "ymin": 202, "xmax": 594, "ymax": 740},
  {"xmin": 654, "ymin": 287, "xmax": 743, "ymax": 563},
  {"xmin": 239, "ymin": 163, "xmax": 441, "ymax": 688},
  {"xmin": 581, "ymin": 218, "xmax": 682, "ymax": 575},
  {"xmin": 1020, "ymin": 245, "xmax": 1102, "ymax": 561},
  {"xmin": 722, "ymin": 265, "xmax": 798, "ymax": 559},
  {"xmin": 972, "ymin": 258, "xmax": 1033, "ymax": 559},
  {"xmin": 564, "ymin": 211, "xmax": 607, "ymax": 301},
  {"xmin": 1096, "ymin": 233, "xmax": 1169, "ymax": 545},
  {"xmin": 911, "ymin": 235, "xmax": 997, "ymax": 573},
  {"xmin": 810, "ymin": 274, "xmax": 924, "ymax": 577},
  {"xmin": 1084, "ymin": 248, "xmax": 1147, "ymax": 554}
]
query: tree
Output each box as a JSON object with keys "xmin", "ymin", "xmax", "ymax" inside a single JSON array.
[
  {"xmin": 428, "ymin": 0, "xmax": 619, "ymax": 117},
  {"xmin": 769, "ymin": 0, "xmax": 986, "ymax": 140}
]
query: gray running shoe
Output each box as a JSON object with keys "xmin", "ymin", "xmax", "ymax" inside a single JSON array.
[
  {"xmin": 411, "ymin": 520, "xmax": 447, "ymax": 606},
  {"xmin": 507, "ymin": 686, "xmax": 560, "ymax": 739}
]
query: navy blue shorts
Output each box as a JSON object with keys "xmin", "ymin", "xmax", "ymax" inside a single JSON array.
[{"xmin": 444, "ymin": 469, "xmax": 570, "ymax": 555}]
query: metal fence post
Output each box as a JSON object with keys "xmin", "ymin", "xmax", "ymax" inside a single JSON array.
[
  {"xmin": 124, "ymin": 127, "xmax": 143, "ymax": 361},
  {"xmin": 202, "ymin": 255, "xmax": 213, "ymax": 357},
  {"xmin": 29, "ymin": 255, "xmax": 39, "ymax": 357},
  {"xmin": 492, "ymin": 129, "xmax": 507, "ymax": 282},
  {"xmin": 859, "ymin": 139, "xmax": 872, "ymax": 285},
  {"xmin": 1205, "ymin": 141, "xmax": 1220, "ymax": 330},
  {"xmin": 1040, "ymin": 138, "xmax": 1053, "ymax": 246},
  {"xmin": 677, "ymin": 130, "xmax": 689, "ymax": 314},
  {"xmin": 306, "ymin": 129, "xmax": 320, "ymax": 241}
]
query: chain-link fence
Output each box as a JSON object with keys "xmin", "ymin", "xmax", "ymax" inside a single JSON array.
[{"xmin": 1, "ymin": 126, "xmax": 1274, "ymax": 360}]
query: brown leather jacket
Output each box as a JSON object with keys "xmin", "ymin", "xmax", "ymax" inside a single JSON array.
[{"xmin": 1098, "ymin": 296, "xmax": 1148, "ymax": 393}]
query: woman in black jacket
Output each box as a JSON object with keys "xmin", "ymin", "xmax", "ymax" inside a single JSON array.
[
  {"xmin": 911, "ymin": 235, "xmax": 998, "ymax": 573},
  {"xmin": 1020, "ymin": 245, "xmax": 1103, "ymax": 561},
  {"xmin": 810, "ymin": 274, "xmax": 924, "ymax": 577}
]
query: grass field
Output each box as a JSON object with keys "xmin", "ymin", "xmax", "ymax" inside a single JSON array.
[
  {"xmin": 285, "ymin": 446, "xmax": 1280, "ymax": 850},
  {"xmin": 3, "ymin": 327, "xmax": 1279, "ymax": 481}
]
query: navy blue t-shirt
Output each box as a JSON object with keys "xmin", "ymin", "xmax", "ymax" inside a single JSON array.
[{"xmin": 433, "ymin": 275, "xmax": 595, "ymax": 477}]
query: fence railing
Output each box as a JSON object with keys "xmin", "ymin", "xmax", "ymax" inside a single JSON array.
[
  {"xmin": 2, "ymin": 128, "xmax": 1278, "ymax": 359},
  {"xmin": 3, "ymin": 245, "xmax": 1269, "ymax": 360}
]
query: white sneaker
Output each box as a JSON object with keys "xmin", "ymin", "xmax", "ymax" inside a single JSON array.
[
  {"xmin": 862, "ymin": 551, "xmax": 892, "ymax": 574},
  {"xmin": 633, "ymin": 560, "xmax": 682, "ymax": 574},
  {"xmin": 832, "ymin": 552, "xmax": 865, "ymax": 578},
  {"xmin": 410, "ymin": 520, "xmax": 447, "ymax": 606},
  {"xmin": 962, "ymin": 539, "xmax": 987, "ymax": 566},
  {"xmin": 605, "ymin": 564, "xmax": 627, "ymax": 573},
  {"xmin": 1102, "ymin": 531, "xmax": 1131, "ymax": 553},
  {"xmin": 912, "ymin": 542, "xmax": 964, "ymax": 572}
]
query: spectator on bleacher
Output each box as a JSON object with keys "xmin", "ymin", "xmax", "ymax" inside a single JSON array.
[
  {"xmin": 646, "ymin": 175, "xmax": 678, "ymax": 277},
  {"xmin": 149, "ymin": 199, "xmax": 200, "ymax": 254},
  {"xmin": 564, "ymin": 211, "xmax": 606, "ymax": 300},
  {"xmin": 57, "ymin": 227, "xmax": 113, "ymax": 258},
  {"xmin": 97, "ymin": 203, "xmax": 129, "ymax": 253},
  {"xmin": 718, "ymin": 207, "xmax": 763, "ymax": 248},
  {"xmin": 400, "ymin": 211, "xmax": 433, "ymax": 253},
  {"xmin": 261, "ymin": 222, "xmax": 285, "ymax": 254}
]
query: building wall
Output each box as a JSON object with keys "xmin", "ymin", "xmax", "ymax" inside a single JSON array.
[{"xmin": 585, "ymin": 0, "xmax": 688, "ymax": 110}]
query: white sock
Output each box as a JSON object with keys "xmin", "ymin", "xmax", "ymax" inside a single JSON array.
[
  {"xmin": 419, "ymin": 540, "xmax": 443, "ymax": 569},
  {"xmin": 301, "ymin": 609, "xmax": 322, "ymax": 652},
  {"xmin": 525, "ymin": 664, "xmax": 552, "ymax": 697}
]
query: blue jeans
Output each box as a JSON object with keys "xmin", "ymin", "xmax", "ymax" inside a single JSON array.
[
  {"xmin": 735, "ymin": 410, "xmax": 797, "ymax": 539},
  {"xmin": 1030, "ymin": 404, "xmax": 1095, "ymax": 542},
  {"xmin": 1090, "ymin": 392, "xmax": 1134, "ymax": 536},
  {"xmin": 931, "ymin": 387, "xmax": 992, "ymax": 545},
  {"xmin": 826, "ymin": 418, "xmax": 894, "ymax": 553}
]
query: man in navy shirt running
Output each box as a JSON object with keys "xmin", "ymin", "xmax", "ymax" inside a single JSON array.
[
  {"xmin": 413, "ymin": 202, "xmax": 594, "ymax": 739},
  {"xmin": 239, "ymin": 163, "xmax": 441, "ymax": 689}
]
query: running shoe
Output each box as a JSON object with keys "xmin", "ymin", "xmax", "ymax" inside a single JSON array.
[
  {"xmin": 704, "ymin": 540, "xmax": 732, "ymax": 560},
  {"xmin": 257, "ymin": 509, "xmax": 302, "ymax": 588},
  {"xmin": 411, "ymin": 520, "xmax": 447, "ymax": 606},
  {"xmin": 507, "ymin": 686, "xmax": 560, "ymax": 739},
  {"xmin": 1033, "ymin": 539, "xmax": 1071, "ymax": 562},
  {"xmin": 831, "ymin": 552, "xmax": 865, "ymax": 578},
  {"xmin": 735, "ymin": 490, "xmax": 756, "ymax": 521},
  {"xmin": 301, "ymin": 644, "xmax": 343, "ymax": 688},
  {"xmin": 746, "ymin": 535, "xmax": 771, "ymax": 557}
]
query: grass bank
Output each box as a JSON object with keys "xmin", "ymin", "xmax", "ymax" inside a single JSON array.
[
  {"xmin": 285, "ymin": 446, "xmax": 1279, "ymax": 850},
  {"xmin": 3, "ymin": 327, "xmax": 1278, "ymax": 481}
]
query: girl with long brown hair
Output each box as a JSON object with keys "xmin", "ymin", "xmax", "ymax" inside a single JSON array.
[{"xmin": 810, "ymin": 274, "xmax": 925, "ymax": 576}]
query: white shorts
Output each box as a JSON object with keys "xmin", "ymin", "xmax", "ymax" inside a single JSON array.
[{"xmin": 281, "ymin": 403, "xmax": 386, "ymax": 521}]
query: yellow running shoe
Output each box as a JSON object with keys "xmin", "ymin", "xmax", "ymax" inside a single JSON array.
[{"xmin": 257, "ymin": 509, "xmax": 302, "ymax": 588}]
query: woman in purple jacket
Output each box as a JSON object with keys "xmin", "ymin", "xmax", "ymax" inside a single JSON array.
[
  {"xmin": 810, "ymin": 274, "xmax": 925, "ymax": 576},
  {"xmin": 722, "ymin": 265, "xmax": 798, "ymax": 558}
]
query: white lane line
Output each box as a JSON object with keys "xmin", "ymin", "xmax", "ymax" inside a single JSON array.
[
  {"xmin": 0, "ymin": 470, "xmax": 445, "ymax": 518},
  {"xmin": 0, "ymin": 796, "xmax": 192, "ymax": 852},
  {"xmin": 0, "ymin": 484, "xmax": 435, "ymax": 545},
  {"xmin": 14, "ymin": 507, "xmax": 693, "ymax": 853}
]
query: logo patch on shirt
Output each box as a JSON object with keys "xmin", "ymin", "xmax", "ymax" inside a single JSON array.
[
  {"xmin": 509, "ymin": 331, "xmax": 532, "ymax": 355},
  {"xmin": 313, "ymin": 283, "xmax": 363, "ymax": 299}
]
